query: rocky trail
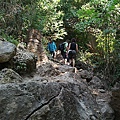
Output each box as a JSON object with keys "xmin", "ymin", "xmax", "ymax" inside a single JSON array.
[{"xmin": 0, "ymin": 36, "xmax": 120, "ymax": 120}]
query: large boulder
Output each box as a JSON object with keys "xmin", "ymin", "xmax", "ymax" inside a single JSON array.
[
  {"xmin": 0, "ymin": 68, "xmax": 23, "ymax": 84},
  {"xmin": 0, "ymin": 79, "xmax": 98, "ymax": 120},
  {"xmin": 13, "ymin": 50, "xmax": 37, "ymax": 74},
  {"xmin": 110, "ymin": 83, "xmax": 120, "ymax": 120},
  {"xmin": 0, "ymin": 62, "xmax": 114, "ymax": 120},
  {"xmin": 0, "ymin": 40, "xmax": 16, "ymax": 63}
]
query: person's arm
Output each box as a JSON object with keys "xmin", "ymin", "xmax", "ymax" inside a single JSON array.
[
  {"xmin": 65, "ymin": 42, "xmax": 69, "ymax": 51},
  {"xmin": 76, "ymin": 44, "xmax": 78, "ymax": 52},
  {"xmin": 54, "ymin": 42, "xmax": 57, "ymax": 51},
  {"xmin": 68, "ymin": 43, "xmax": 71, "ymax": 50},
  {"xmin": 66, "ymin": 45, "xmax": 69, "ymax": 51}
]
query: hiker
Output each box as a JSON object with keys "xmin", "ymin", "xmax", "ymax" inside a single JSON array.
[
  {"xmin": 58, "ymin": 40, "xmax": 68, "ymax": 64},
  {"xmin": 47, "ymin": 39, "xmax": 57, "ymax": 59},
  {"xmin": 68, "ymin": 38, "xmax": 78, "ymax": 67}
]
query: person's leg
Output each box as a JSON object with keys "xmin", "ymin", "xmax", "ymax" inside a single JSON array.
[
  {"xmin": 61, "ymin": 51, "xmax": 64, "ymax": 63},
  {"xmin": 72, "ymin": 58, "xmax": 75, "ymax": 67},
  {"xmin": 50, "ymin": 51, "xmax": 53, "ymax": 58},
  {"xmin": 53, "ymin": 51, "xmax": 56, "ymax": 59},
  {"xmin": 51, "ymin": 51, "xmax": 55, "ymax": 58},
  {"xmin": 64, "ymin": 52, "xmax": 68, "ymax": 64},
  {"xmin": 61, "ymin": 52, "xmax": 67, "ymax": 64},
  {"xmin": 50, "ymin": 51, "xmax": 56, "ymax": 59},
  {"xmin": 64, "ymin": 58, "xmax": 67, "ymax": 64},
  {"xmin": 68, "ymin": 51, "xmax": 72, "ymax": 65},
  {"xmin": 72, "ymin": 50, "xmax": 76, "ymax": 67},
  {"xmin": 69, "ymin": 59, "xmax": 72, "ymax": 66},
  {"xmin": 50, "ymin": 51, "xmax": 55, "ymax": 58}
]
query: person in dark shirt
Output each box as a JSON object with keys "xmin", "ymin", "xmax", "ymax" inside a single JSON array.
[
  {"xmin": 59, "ymin": 40, "xmax": 69, "ymax": 64},
  {"xmin": 58, "ymin": 40, "xmax": 68, "ymax": 64},
  {"xmin": 68, "ymin": 38, "xmax": 78, "ymax": 67}
]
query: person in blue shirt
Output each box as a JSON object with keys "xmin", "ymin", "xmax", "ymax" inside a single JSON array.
[{"xmin": 47, "ymin": 39, "xmax": 57, "ymax": 58}]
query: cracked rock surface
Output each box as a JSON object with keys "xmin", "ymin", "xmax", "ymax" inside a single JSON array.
[{"xmin": 0, "ymin": 61, "xmax": 114, "ymax": 120}]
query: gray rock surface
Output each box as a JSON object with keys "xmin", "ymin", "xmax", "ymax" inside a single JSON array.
[
  {"xmin": 0, "ymin": 38, "xmax": 115, "ymax": 120},
  {"xmin": 0, "ymin": 68, "xmax": 23, "ymax": 84},
  {"xmin": 0, "ymin": 62, "xmax": 114, "ymax": 120},
  {"xmin": 13, "ymin": 50, "xmax": 37, "ymax": 74},
  {"xmin": 0, "ymin": 40, "xmax": 16, "ymax": 63}
]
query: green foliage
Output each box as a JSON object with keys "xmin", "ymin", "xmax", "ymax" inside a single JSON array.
[
  {"xmin": 1, "ymin": 33, "xmax": 19, "ymax": 46},
  {"xmin": 77, "ymin": 50, "xmax": 92, "ymax": 64},
  {"xmin": 58, "ymin": 0, "xmax": 89, "ymax": 39},
  {"xmin": 75, "ymin": 0, "xmax": 120, "ymax": 85},
  {"xmin": 0, "ymin": 0, "xmax": 119, "ymax": 86},
  {"xmin": 77, "ymin": 50, "xmax": 103, "ymax": 70},
  {"xmin": 14, "ymin": 61, "xmax": 27, "ymax": 74},
  {"xmin": 36, "ymin": 0, "xmax": 67, "ymax": 40},
  {"xmin": 0, "ymin": 0, "xmax": 67, "ymax": 41}
]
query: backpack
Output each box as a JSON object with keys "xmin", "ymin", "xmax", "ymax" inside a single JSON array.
[
  {"xmin": 70, "ymin": 42, "xmax": 76, "ymax": 50},
  {"xmin": 58, "ymin": 42, "xmax": 65, "ymax": 51}
]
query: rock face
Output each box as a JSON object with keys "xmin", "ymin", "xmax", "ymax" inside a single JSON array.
[
  {"xmin": 27, "ymin": 29, "xmax": 48, "ymax": 66},
  {"xmin": 110, "ymin": 83, "xmax": 120, "ymax": 120},
  {"xmin": 13, "ymin": 50, "xmax": 37, "ymax": 74},
  {"xmin": 0, "ymin": 62, "xmax": 114, "ymax": 120},
  {"xmin": 0, "ymin": 68, "xmax": 23, "ymax": 84},
  {"xmin": 0, "ymin": 79, "xmax": 98, "ymax": 120},
  {"xmin": 0, "ymin": 36, "xmax": 115, "ymax": 120},
  {"xmin": 0, "ymin": 40, "xmax": 16, "ymax": 63}
]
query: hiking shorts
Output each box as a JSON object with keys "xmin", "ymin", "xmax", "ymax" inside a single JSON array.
[
  {"xmin": 50, "ymin": 51, "xmax": 55, "ymax": 58},
  {"xmin": 68, "ymin": 50, "xmax": 76, "ymax": 59},
  {"xmin": 61, "ymin": 51, "xmax": 67, "ymax": 59}
]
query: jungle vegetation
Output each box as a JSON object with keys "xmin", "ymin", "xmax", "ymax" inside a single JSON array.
[{"xmin": 0, "ymin": 0, "xmax": 120, "ymax": 87}]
